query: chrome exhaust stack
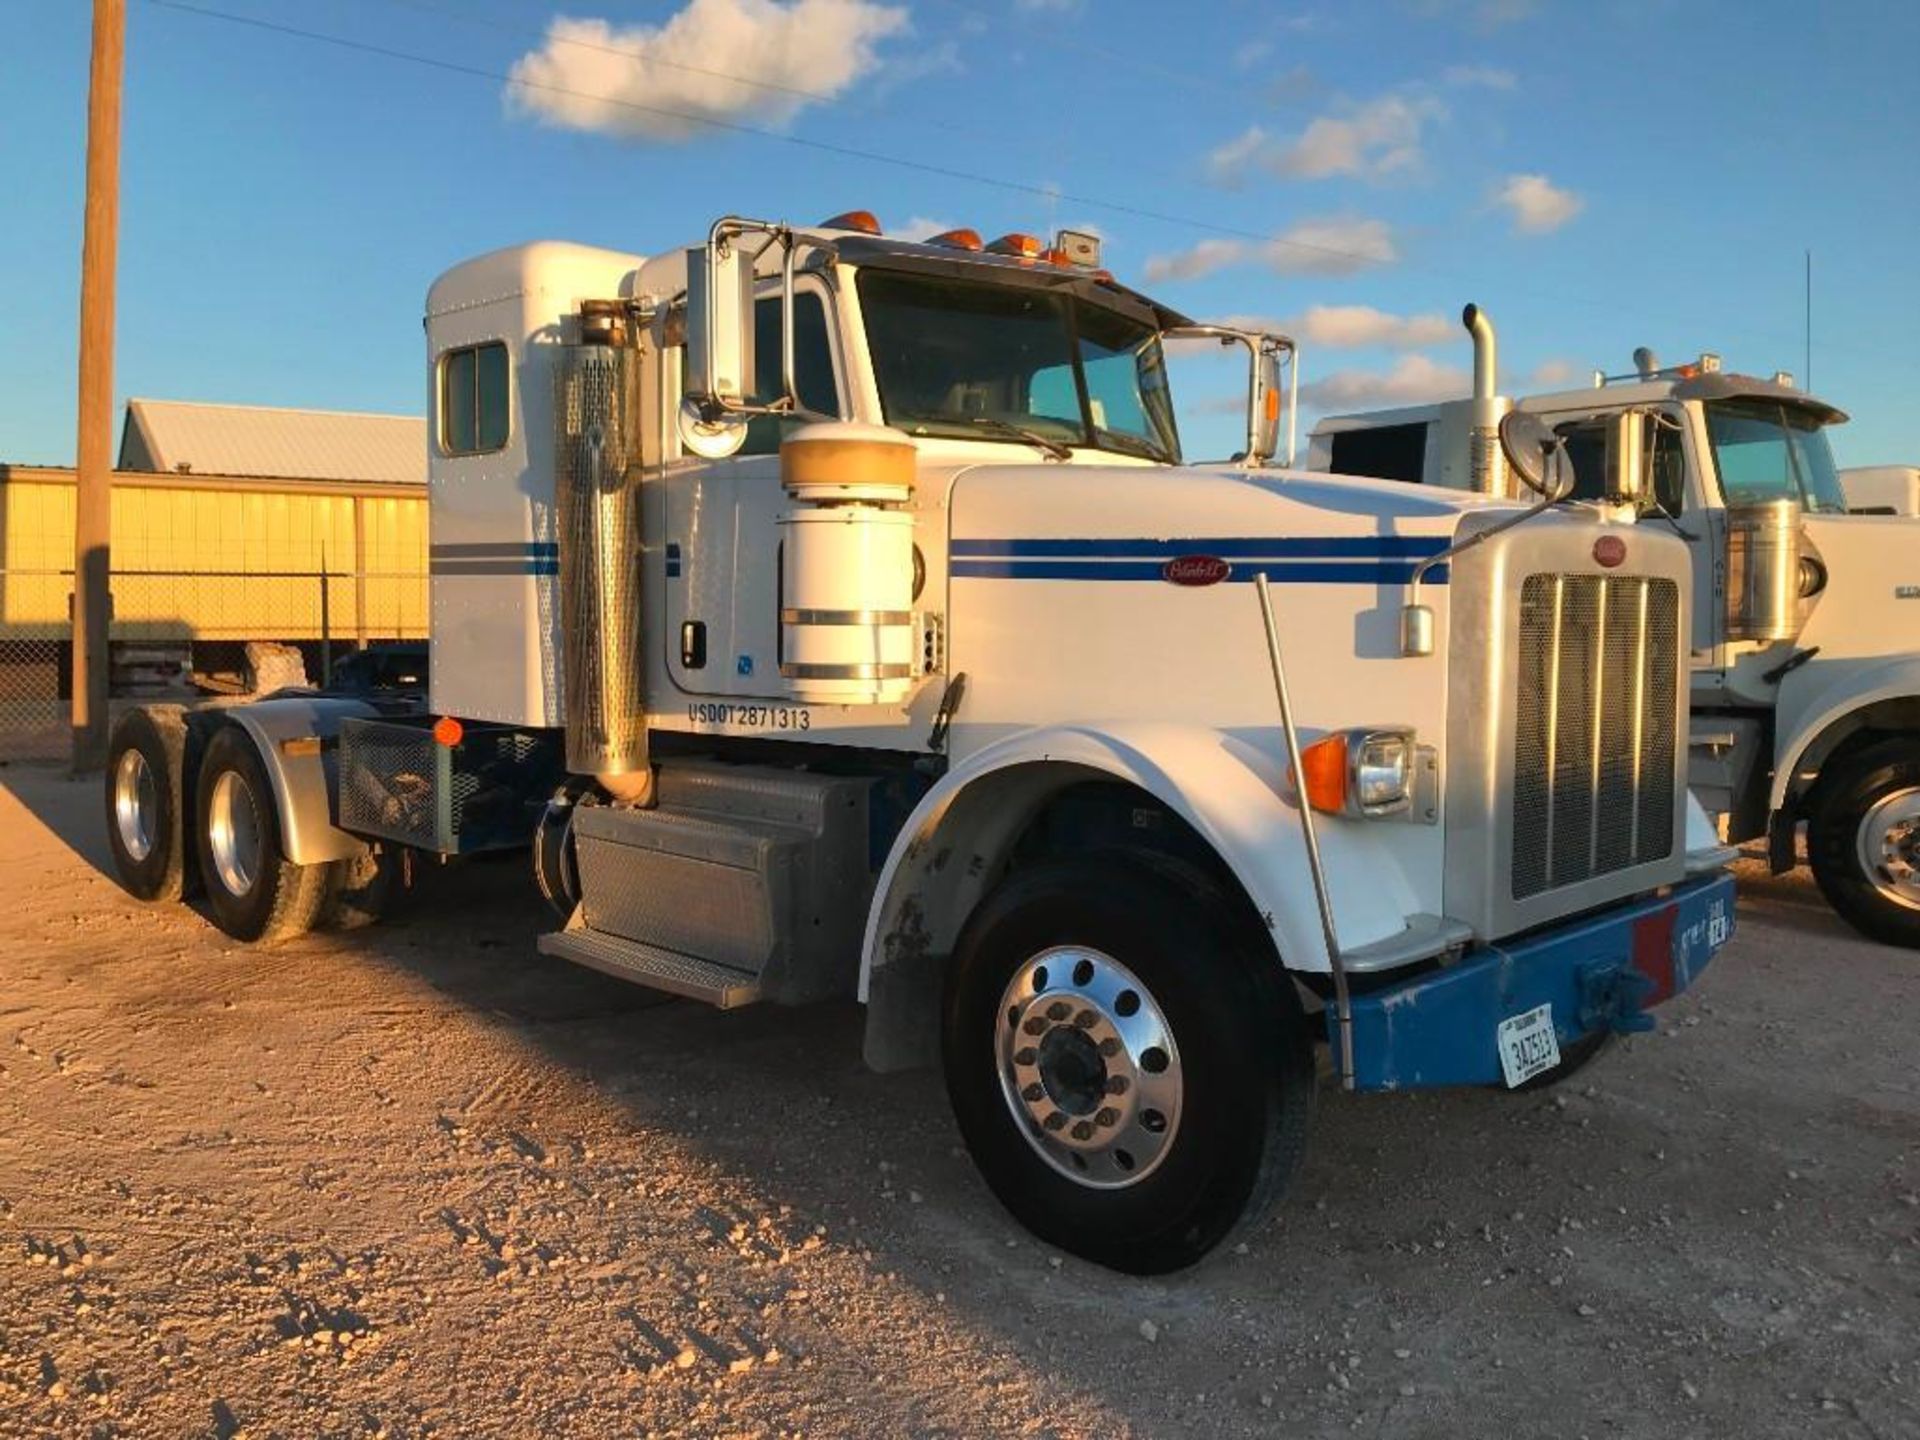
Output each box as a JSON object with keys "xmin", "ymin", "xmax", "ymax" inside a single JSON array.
[
  {"xmin": 1463, "ymin": 304, "xmax": 1512, "ymax": 497},
  {"xmin": 555, "ymin": 312, "xmax": 652, "ymax": 805}
]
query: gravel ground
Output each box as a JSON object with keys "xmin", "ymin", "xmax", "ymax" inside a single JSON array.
[{"xmin": 0, "ymin": 766, "xmax": 1915, "ymax": 1439}]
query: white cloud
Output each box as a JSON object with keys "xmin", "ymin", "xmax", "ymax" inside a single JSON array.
[
  {"xmin": 1518, "ymin": 358, "xmax": 1577, "ymax": 388},
  {"xmin": 1143, "ymin": 217, "xmax": 1398, "ymax": 285},
  {"xmin": 1143, "ymin": 238, "xmax": 1248, "ymax": 284},
  {"xmin": 1205, "ymin": 126, "xmax": 1272, "ymax": 187},
  {"xmin": 1015, "ymin": 0, "xmax": 1082, "ymax": 10},
  {"xmin": 1268, "ymin": 304, "xmax": 1456, "ymax": 349},
  {"xmin": 1233, "ymin": 39, "xmax": 1273, "ymax": 70},
  {"xmin": 508, "ymin": 0, "xmax": 906, "ymax": 142},
  {"xmin": 1442, "ymin": 63, "xmax": 1515, "ymax": 89},
  {"xmin": 1206, "ymin": 96, "xmax": 1442, "ymax": 185},
  {"xmin": 1263, "ymin": 216, "xmax": 1399, "ymax": 274},
  {"xmin": 1298, "ymin": 354, "xmax": 1471, "ymax": 411},
  {"xmin": 1495, "ymin": 172, "xmax": 1583, "ymax": 233},
  {"xmin": 894, "ymin": 216, "xmax": 956, "ymax": 242}
]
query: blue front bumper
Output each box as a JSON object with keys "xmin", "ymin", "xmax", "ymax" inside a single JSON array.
[{"xmin": 1336, "ymin": 873, "xmax": 1736, "ymax": 1091}]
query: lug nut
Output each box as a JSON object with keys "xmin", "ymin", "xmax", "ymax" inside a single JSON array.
[
  {"xmin": 1097, "ymin": 1037, "xmax": 1121, "ymax": 1057},
  {"xmin": 1106, "ymin": 1075, "xmax": 1129, "ymax": 1095},
  {"xmin": 1022, "ymin": 1083, "xmax": 1044, "ymax": 1102},
  {"xmin": 1094, "ymin": 1107, "xmax": 1119, "ymax": 1128},
  {"xmin": 1071, "ymin": 1121, "xmax": 1095, "ymax": 1141},
  {"xmin": 1023, "ymin": 1015, "xmax": 1048, "ymax": 1036},
  {"xmin": 1073, "ymin": 1009, "xmax": 1097, "ymax": 1029},
  {"xmin": 1013, "ymin": 1047, "xmax": 1038, "ymax": 1067},
  {"xmin": 1046, "ymin": 1001, "xmax": 1072, "ymax": 1022},
  {"xmin": 1043, "ymin": 1112, "xmax": 1068, "ymax": 1132}
]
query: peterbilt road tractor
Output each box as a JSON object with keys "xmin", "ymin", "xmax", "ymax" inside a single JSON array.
[
  {"xmin": 1311, "ymin": 309, "xmax": 1920, "ymax": 949},
  {"xmin": 104, "ymin": 215, "xmax": 1734, "ymax": 1271}
]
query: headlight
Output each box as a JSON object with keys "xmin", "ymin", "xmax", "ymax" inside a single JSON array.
[
  {"xmin": 1292, "ymin": 727, "xmax": 1418, "ymax": 818},
  {"xmin": 1351, "ymin": 730, "xmax": 1415, "ymax": 815}
]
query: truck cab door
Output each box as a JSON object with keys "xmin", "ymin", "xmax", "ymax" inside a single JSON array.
[{"xmin": 660, "ymin": 281, "xmax": 844, "ymax": 700}]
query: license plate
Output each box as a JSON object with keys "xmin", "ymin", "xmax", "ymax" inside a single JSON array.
[{"xmin": 1497, "ymin": 1004, "xmax": 1562, "ymax": 1088}]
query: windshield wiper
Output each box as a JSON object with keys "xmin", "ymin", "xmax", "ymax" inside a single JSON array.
[
  {"xmin": 965, "ymin": 415, "xmax": 1073, "ymax": 461},
  {"xmin": 1091, "ymin": 427, "xmax": 1169, "ymax": 463}
]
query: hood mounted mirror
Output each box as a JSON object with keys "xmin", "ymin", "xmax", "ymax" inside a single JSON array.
[{"xmin": 1498, "ymin": 410, "xmax": 1572, "ymax": 499}]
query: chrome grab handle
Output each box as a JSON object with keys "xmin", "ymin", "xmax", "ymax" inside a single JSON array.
[{"xmin": 1254, "ymin": 573, "xmax": 1353, "ymax": 1089}]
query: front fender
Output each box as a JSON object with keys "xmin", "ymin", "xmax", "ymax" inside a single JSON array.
[
  {"xmin": 1771, "ymin": 655, "xmax": 1920, "ymax": 809},
  {"xmin": 859, "ymin": 720, "xmax": 1438, "ymax": 1008},
  {"xmin": 224, "ymin": 694, "xmax": 379, "ymax": 866}
]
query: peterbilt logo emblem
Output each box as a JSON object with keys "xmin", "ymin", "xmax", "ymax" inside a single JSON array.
[
  {"xmin": 1897, "ymin": 585, "xmax": 1920, "ymax": 600},
  {"xmin": 1592, "ymin": 535, "xmax": 1627, "ymax": 569},
  {"xmin": 1162, "ymin": 555, "xmax": 1232, "ymax": 586}
]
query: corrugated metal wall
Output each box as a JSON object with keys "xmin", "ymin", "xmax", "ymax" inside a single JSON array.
[{"xmin": 0, "ymin": 468, "xmax": 428, "ymax": 642}]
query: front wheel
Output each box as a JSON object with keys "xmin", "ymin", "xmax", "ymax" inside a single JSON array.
[
  {"xmin": 942, "ymin": 853, "xmax": 1315, "ymax": 1274},
  {"xmin": 1808, "ymin": 739, "xmax": 1920, "ymax": 949},
  {"xmin": 194, "ymin": 726, "xmax": 333, "ymax": 942}
]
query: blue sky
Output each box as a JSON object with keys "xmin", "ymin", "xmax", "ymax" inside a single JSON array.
[{"xmin": 4, "ymin": 0, "xmax": 1917, "ymax": 467}]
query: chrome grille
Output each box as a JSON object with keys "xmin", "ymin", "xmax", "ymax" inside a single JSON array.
[{"xmin": 1512, "ymin": 574, "xmax": 1679, "ymax": 899}]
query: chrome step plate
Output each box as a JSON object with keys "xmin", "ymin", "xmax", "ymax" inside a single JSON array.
[{"xmin": 537, "ymin": 927, "xmax": 763, "ymax": 1009}]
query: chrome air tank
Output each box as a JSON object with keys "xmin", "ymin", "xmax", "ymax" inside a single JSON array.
[{"xmin": 1724, "ymin": 498, "xmax": 1803, "ymax": 643}]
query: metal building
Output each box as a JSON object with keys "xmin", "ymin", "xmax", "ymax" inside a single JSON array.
[{"xmin": 0, "ymin": 401, "xmax": 429, "ymax": 758}]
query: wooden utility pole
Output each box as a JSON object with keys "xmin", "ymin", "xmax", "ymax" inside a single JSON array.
[{"xmin": 72, "ymin": 0, "xmax": 125, "ymax": 774}]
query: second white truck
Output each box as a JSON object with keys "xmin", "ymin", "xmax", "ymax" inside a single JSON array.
[{"xmin": 1313, "ymin": 311, "xmax": 1920, "ymax": 947}]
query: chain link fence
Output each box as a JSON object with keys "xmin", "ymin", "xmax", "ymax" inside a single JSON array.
[{"xmin": 0, "ymin": 567, "xmax": 428, "ymax": 762}]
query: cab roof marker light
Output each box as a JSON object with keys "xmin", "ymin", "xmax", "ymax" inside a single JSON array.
[
  {"xmin": 986, "ymin": 232, "xmax": 1044, "ymax": 258},
  {"xmin": 820, "ymin": 210, "xmax": 882, "ymax": 235},
  {"xmin": 927, "ymin": 228, "xmax": 984, "ymax": 251}
]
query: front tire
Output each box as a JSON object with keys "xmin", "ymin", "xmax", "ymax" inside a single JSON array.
[
  {"xmin": 942, "ymin": 853, "xmax": 1315, "ymax": 1274},
  {"xmin": 104, "ymin": 707, "xmax": 190, "ymax": 902},
  {"xmin": 1808, "ymin": 739, "xmax": 1920, "ymax": 949},
  {"xmin": 194, "ymin": 726, "xmax": 332, "ymax": 942}
]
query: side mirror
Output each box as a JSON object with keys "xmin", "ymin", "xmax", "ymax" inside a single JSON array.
[
  {"xmin": 1604, "ymin": 409, "xmax": 1648, "ymax": 506},
  {"xmin": 1249, "ymin": 340, "xmax": 1287, "ymax": 467},
  {"xmin": 685, "ymin": 240, "xmax": 755, "ymax": 409},
  {"xmin": 1497, "ymin": 410, "xmax": 1570, "ymax": 499}
]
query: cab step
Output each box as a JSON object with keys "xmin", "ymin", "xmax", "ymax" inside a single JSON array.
[
  {"xmin": 537, "ymin": 925, "xmax": 763, "ymax": 1008},
  {"xmin": 541, "ymin": 760, "xmax": 876, "ymax": 1007}
]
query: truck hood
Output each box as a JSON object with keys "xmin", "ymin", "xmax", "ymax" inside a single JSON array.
[
  {"xmin": 938, "ymin": 461, "xmax": 1521, "ymax": 544},
  {"xmin": 1796, "ymin": 512, "xmax": 1920, "ymax": 661}
]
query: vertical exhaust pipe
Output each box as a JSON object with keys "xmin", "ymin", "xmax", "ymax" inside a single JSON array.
[
  {"xmin": 556, "ymin": 318, "xmax": 653, "ymax": 805},
  {"xmin": 1463, "ymin": 304, "xmax": 1511, "ymax": 497}
]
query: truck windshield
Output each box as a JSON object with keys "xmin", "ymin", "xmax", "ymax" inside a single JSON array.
[
  {"xmin": 857, "ymin": 269, "xmax": 1180, "ymax": 463},
  {"xmin": 1704, "ymin": 399, "xmax": 1847, "ymax": 513}
]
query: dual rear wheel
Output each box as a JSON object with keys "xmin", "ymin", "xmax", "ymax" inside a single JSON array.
[{"xmin": 105, "ymin": 714, "xmax": 398, "ymax": 943}]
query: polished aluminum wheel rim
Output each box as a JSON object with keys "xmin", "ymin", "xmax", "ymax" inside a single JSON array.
[
  {"xmin": 995, "ymin": 946, "xmax": 1182, "ymax": 1190},
  {"xmin": 112, "ymin": 748, "xmax": 157, "ymax": 864},
  {"xmin": 207, "ymin": 769, "xmax": 263, "ymax": 898},
  {"xmin": 1856, "ymin": 784, "xmax": 1920, "ymax": 912}
]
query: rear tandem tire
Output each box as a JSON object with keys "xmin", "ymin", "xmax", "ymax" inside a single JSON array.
[
  {"xmin": 193, "ymin": 725, "xmax": 333, "ymax": 943},
  {"xmin": 942, "ymin": 852, "xmax": 1316, "ymax": 1274},
  {"xmin": 103, "ymin": 706, "xmax": 190, "ymax": 903}
]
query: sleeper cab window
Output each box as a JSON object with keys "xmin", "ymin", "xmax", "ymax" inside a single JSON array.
[{"xmin": 440, "ymin": 341, "xmax": 510, "ymax": 455}]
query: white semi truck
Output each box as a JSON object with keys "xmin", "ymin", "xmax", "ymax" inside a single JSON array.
[
  {"xmin": 103, "ymin": 215, "xmax": 1734, "ymax": 1272},
  {"xmin": 1840, "ymin": 465, "xmax": 1920, "ymax": 517},
  {"xmin": 1311, "ymin": 310, "xmax": 1920, "ymax": 948}
]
